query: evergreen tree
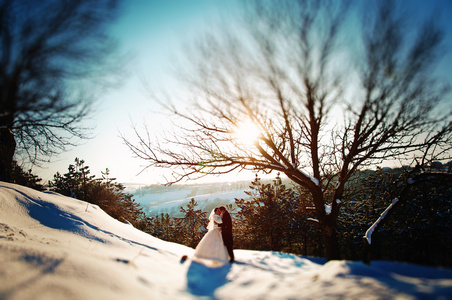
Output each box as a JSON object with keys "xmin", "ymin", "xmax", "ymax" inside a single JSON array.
[
  {"xmin": 49, "ymin": 158, "xmax": 95, "ymax": 199},
  {"xmin": 234, "ymin": 174, "xmax": 323, "ymax": 255},
  {"xmin": 336, "ymin": 166, "xmax": 452, "ymax": 266},
  {"xmin": 10, "ymin": 161, "xmax": 44, "ymax": 191},
  {"xmin": 235, "ymin": 174, "xmax": 297, "ymax": 251},
  {"xmin": 367, "ymin": 169, "xmax": 452, "ymax": 267},
  {"xmin": 177, "ymin": 198, "xmax": 207, "ymax": 248},
  {"xmin": 11, "ymin": 160, "xmax": 44, "ymax": 191},
  {"xmin": 150, "ymin": 213, "xmax": 178, "ymax": 243},
  {"xmin": 120, "ymin": 193, "xmax": 149, "ymax": 231},
  {"xmin": 48, "ymin": 158, "xmax": 148, "ymax": 228},
  {"xmin": 332, "ymin": 167, "xmax": 418, "ymax": 260}
]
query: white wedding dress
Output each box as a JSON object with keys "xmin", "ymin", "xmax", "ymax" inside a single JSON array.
[{"xmin": 193, "ymin": 210, "xmax": 229, "ymax": 263}]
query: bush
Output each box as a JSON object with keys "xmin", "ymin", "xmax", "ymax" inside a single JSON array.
[{"xmin": 48, "ymin": 158, "xmax": 148, "ymax": 229}]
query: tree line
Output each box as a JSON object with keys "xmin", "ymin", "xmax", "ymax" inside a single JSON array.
[{"xmin": 10, "ymin": 159, "xmax": 451, "ymax": 267}]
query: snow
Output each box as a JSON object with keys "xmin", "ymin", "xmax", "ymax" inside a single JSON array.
[
  {"xmin": 310, "ymin": 177, "xmax": 320, "ymax": 186},
  {"xmin": 1, "ymin": 182, "xmax": 451, "ymax": 299},
  {"xmin": 365, "ymin": 198, "xmax": 400, "ymax": 245},
  {"xmin": 300, "ymin": 169, "xmax": 319, "ymax": 186},
  {"xmin": 325, "ymin": 203, "xmax": 332, "ymax": 215},
  {"xmin": 306, "ymin": 217, "xmax": 319, "ymax": 223}
]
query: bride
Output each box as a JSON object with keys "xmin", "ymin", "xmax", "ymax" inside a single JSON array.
[{"xmin": 193, "ymin": 207, "xmax": 229, "ymax": 263}]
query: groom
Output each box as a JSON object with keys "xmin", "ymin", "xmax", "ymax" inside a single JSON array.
[{"xmin": 219, "ymin": 206, "xmax": 234, "ymax": 263}]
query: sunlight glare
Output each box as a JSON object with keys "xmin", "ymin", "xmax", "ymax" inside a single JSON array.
[{"xmin": 233, "ymin": 120, "xmax": 261, "ymax": 145}]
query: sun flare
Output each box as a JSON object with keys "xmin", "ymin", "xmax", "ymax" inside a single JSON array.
[{"xmin": 233, "ymin": 120, "xmax": 261, "ymax": 145}]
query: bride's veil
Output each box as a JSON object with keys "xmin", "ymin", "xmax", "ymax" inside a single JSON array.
[{"xmin": 207, "ymin": 208, "xmax": 217, "ymax": 231}]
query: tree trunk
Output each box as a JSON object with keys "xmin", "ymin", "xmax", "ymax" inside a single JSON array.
[
  {"xmin": 312, "ymin": 188, "xmax": 341, "ymax": 260},
  {"xmin": 321, "ymin": 216, "xmax": 341, "ymax": 260},
  {"xmin": 1, "ymin": 79, "xmax": 18, "ymax": 182},
  {"xmin": 0, "ymin": 127, "xmax": 15, "ymax": 182}
]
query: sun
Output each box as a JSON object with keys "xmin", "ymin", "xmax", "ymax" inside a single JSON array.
[{"xmin": 233, "ymin": 120, "xmax": 261, "ymax": 145}]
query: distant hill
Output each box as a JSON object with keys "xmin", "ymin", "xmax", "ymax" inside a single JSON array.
[{"xmin": 129, "ymin": 180, "xmax": 255, "ymax": 217}]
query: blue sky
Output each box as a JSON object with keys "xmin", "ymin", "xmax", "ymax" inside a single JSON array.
[
  {"xmin": 34, "ymin": 0, "xmax": 452, "ymax": 186},
  {"xmin": 35, "ymin": 0, "xmax": 240, "ymax": 185}
]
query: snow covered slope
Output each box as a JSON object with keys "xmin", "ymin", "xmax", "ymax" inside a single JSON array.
[{"xmin": 1, "ymin": 182, "xmax": 451, "ymax": 299}]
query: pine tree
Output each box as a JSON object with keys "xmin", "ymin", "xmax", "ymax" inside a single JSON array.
[
  {"xmin": 10, "ymin": 161, "xmax": 44, "ymax": 191},
  {"xmin": 150, "ymin": 213, "xmax": 177, "ymax": 242},
  {"xmin": 177, "ymin": 198, "xmax": 207, "ymax": 248},
  {"xmin": 360, "ymin": 167, "xmax": 452, "ymax": 267},
  {"xmin": 120, "ymin": 194, "xmax": 148, "ymax": 230},
  {"xmin": 49, "ymin": 158, "xmax": 95, "ymax": 200},
  {"xmin": 235, "ymin": 174, "xmax": 299, "ymax": 251},
  {"xmin": 48, "ymin": 159, "xmax": 148, "ymax": 229}
]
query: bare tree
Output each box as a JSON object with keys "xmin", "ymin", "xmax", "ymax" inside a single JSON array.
[
  {"xmin": 0, "ymin": 0, "xmax": 122, "ymax": 181},
  {"xmin": 123, "ymin": 0, "xmax": 452, "ymax": 260}
]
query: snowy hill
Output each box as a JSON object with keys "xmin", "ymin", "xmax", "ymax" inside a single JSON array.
[{"xmin": 1, "ymin": 182, "xmax": 451, "ymax": 299}]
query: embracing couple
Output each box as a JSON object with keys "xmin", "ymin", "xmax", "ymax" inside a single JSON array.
[{"xmin": 193, "ymin": 206, "xmax": 234, "ymax": 264}]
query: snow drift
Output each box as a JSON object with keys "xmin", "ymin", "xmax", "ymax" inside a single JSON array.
[{"xmin": 1, "ymin": 182, "xmax": 451, "ymax": 299}]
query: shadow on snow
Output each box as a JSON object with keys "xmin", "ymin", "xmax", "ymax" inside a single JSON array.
[{"xmin": 186, "ymin": 260, "xmax": 232, "ymax": 297}]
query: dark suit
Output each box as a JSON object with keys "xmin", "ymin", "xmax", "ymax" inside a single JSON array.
[{"xmin": 219, "ymin": 211, "xmax": 234, "ymax": 262}]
